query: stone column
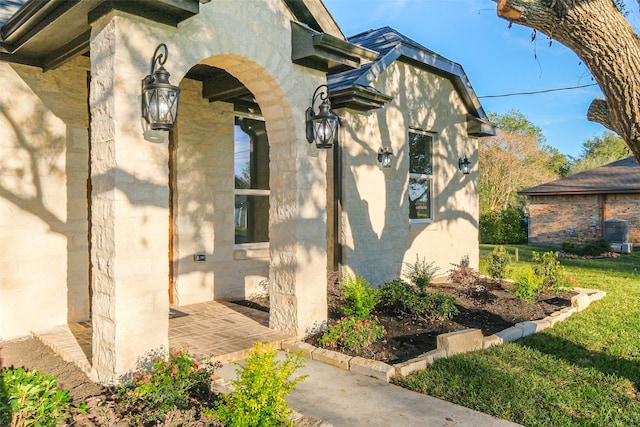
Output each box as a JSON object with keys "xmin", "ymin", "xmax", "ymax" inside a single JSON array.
[{"xmin": 89, "ymin": 15, "xmax": 169, "ymax": 384}]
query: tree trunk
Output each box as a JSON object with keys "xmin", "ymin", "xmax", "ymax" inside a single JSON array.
[{"xmin": 495, "ymin": 0, "xmax": 640, "ymax": 161}]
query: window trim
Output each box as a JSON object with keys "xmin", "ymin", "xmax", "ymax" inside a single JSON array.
[
  {"xmin": 408, "ymin": 129, "xmax": 435, "ymax": 225},
  {"xmin": 234, "ymin": 114, "xmax": 270, "ymax": 247}
]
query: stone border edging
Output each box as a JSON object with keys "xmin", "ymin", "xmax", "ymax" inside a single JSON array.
[{"xmin": 283, "ymin": 288, "xmax": 606, "ymax": 382}]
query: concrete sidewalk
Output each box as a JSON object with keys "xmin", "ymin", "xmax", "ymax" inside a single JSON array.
[{"xmin": 217, "ymin": 353, "xmax": 522, "ymax": 427}]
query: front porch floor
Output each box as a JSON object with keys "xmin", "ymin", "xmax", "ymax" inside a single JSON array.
[{"xmin": 32, "ymin": 300, "xmax": 292, "ymax": 378}]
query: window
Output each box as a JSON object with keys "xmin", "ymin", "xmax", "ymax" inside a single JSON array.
[
  {"xmin": 408, "ymin": 130, "xmax": 434, "ymax": 221},
  {"xmin": 234, "ymin": 116, "xmax": 269, "ymax": 244}
]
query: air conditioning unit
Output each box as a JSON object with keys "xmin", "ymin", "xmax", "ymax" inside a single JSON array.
[
  {"xmin": 604, "ymin": 219, "xmax": 632, "ymax": 253},
  {"xmin": 610, "ymin": 242, "xmax": 634, "ymax": 254}
]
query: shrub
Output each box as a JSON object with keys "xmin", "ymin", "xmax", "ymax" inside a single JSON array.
[
  {"xmin": 486, "ymin": 245, "xmax": 511, "ymax": 281},
  {"xmin": 448, "ymin": 262, "xmax": 481, "ymax": 289},
  {"xmin": 562, "ymin": 240, "xmax": 575, "ymax": 252},
  {"xmin": 1, "ymin": 366, "xmax": 73, "ymax": 427},
  {"xmin": 114, "ymin": 346, "xmax": 220, "ymax": 424},
  {"xmin": 512, "ymin": 268, "xmax": 542, "ymax": 303},
  {"xmin": 532, "ymin": 251, "xmax": 562, "ymax": 293},
  {"xmin": 479, "ymin": 209, "xmax": 527, "ymax": 244},
  {"xmin": 581, "ymin": 239, "xmax": 612, "ymax": 256},
  {"xmin": 377, "ymin": 279, "xmax": 459, "ymax": 323},
  {"xmin": 340, "ymin": 273, "xmax": 379, "ymax": 320},
  {"xmin": 319, "ymin": 316, "xmax": 386, "ymax": 353},
  {"xmin": 403, "ymin": 254, "xmax": 439, "ymax": 294},
  {"xmin": 215, "ymin": 342, "xmax": 306, "ymax": 427}
]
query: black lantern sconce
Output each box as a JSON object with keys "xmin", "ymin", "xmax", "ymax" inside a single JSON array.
[
  {"xmin": 378, "ymin": 147, "xmax": 394, "ymax": 168},
  {"xmin": 142, "ymin": 44, "xmax": 180, "ymax": 131},
  {"xmin": 306, "ymin": 84, "xmax": 339, "ymax": 149},
  {"xmin": 458, "ymin": 156, "xmax": 471, "ymax": 174}
]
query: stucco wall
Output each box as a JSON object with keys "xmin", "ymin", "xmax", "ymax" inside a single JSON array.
[
  {"xmin": 0, "ymin": 58, "xmax": 90, "ymax": 339},
  {"xmin": 339, "ymin": 61, "xmax": 479, "ymax": 286},
  {"xmin": 528, "ymin": 193, "xmax": 640, "ymax": 246}
]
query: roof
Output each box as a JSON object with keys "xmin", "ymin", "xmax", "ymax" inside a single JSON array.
[
  {"xmin": 327, "ymin": 27, "xmax": 495, "ymax": 136},
  {"xmin": 519, "ymin": 156, "xmax": 640, "ymax": 196},
  {"xmin": 0, "ymin": 0, "xmax": 25, "ymax": 26}
]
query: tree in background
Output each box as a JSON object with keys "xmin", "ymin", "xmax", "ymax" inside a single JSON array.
[
  {"xmin": 480, "ymin": 111, "xmax": 559, "ymax": 213},
  {"xmin": 494, "ymin": 0, "xmax": 640, "ymax": 162},
  {"xmin": 569, "ymin": 131, "xmax": 631, "ymax": 174},
  {"xmin": 479, "ymin": 110, "xmax": 560, "ymax": 243}
]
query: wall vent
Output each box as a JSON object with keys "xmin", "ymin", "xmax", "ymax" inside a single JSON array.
[{"xmin": 603, "ymin": 219, "xmax": 629, "ymax": 243}]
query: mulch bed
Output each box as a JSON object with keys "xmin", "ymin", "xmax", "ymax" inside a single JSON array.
[{"xmin": 239, "ymin": 278, "xmax": 575, "ymax": 365}]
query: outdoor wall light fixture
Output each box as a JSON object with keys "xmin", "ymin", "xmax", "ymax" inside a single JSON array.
[
  {"xmin": 459, "ymin": 156, "xmax": 471, "ymax": 174},
  {"xmin": 142, "ymin": 43, "xmax": 180, "ymax": 131},
  {"xmin": 378, "ymin": 146, "xmax": 394, "ymax": 168},
  {"xmin": 306, "ymin": 84, "xmax": 339, "ymax": 149}
]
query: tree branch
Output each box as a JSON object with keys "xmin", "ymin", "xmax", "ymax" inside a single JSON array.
[{"xmin": 587, "ymin": 98, "xmax": 617, "ymax": 134}]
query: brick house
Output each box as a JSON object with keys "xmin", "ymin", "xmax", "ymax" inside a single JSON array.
[
  {"xmin": 0, "ymin": 0, "xmax": 494, "ymax": 384},
  {"xmin": 519, "ymin": 157, "xmax": 640, "ymax": 248}
]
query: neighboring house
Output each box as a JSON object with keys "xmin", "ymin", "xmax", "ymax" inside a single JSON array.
[
  {"xmin": 0, "ymin": 0, "xmax": 494, "ymax": 384},
  {"xmin": 520, "ymin": 157, "xmax": 640, "ymax": 248}
]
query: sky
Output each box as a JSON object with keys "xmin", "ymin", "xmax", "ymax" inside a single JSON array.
[{"xmin": 322, "ymin": 0, "xmax": 640, "ymax": 158}]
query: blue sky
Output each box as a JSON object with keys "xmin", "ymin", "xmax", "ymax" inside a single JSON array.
[{"xmin": 323, "ymin": 0, "xmax": 640, "ymax": 158}]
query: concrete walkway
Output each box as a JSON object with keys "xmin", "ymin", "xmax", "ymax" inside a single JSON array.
[{"xmin": 217, "ymin": 353, "xmax": 522, "ymax": 427}]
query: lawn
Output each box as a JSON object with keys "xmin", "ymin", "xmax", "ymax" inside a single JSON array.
[{"xmin": 396, "ymin": 244, "xmax": 640, "ymax": 427}]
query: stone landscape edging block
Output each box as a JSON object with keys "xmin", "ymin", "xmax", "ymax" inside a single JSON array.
[{"xmin": 292, "ymin": 288, "xmax": 605, "ymax": 383}]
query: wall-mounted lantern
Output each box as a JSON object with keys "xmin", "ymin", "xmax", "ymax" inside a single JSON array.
[
  {"xmin": 305, "ymin": 84, "xmax": 339, "ymax": 149},
  {"xmin": 458, "ymin": 156, "xmax": 471, "ymax": 174},
  {"xmin": 142, "ymin": 43, "xmax": 180, "ymax": 131},
  {"xmin": 377, "ymin": 147, "xmax": 394, "ymax": 168}
]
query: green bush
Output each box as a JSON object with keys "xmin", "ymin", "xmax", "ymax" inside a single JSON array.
[
  {"xmin": 114, "ymin": 346, "xmax": 220, "ymax": 425},
  {"xmin": 479, "ymin": 208, "xmax": 527, "ymax": 244},
  {"xmin": 403, "ymin": 254, "xmax": 439, "ymax": 294},
  {"xmin": 319, "ymin": 316, "xmax": 386, "ymax": 353},
  {"xmin": 581, "ymin": 239, "xmax": 612, "ymax": 256},
  {"xmin": 1, "ymin": 366, "xmax": 73, "ymax": 426},
  {"xmin": 562, "ymin": 239, "xmax": 611, "ymax": 256},
  {"xmin": 340, "ymin": 273, "xmax": 379, "ymax": 320},
  {"xmin": 532, "ymin": 251, "xmax": 562, "ymax": 293},
  {"xmin": 486, "ymin": 245, "xmax": 511, "ymax": 281},
  {"xmin": 512, "ymin": 268, "xmax": 542, "ymax": 303},
  {"xmin": 215, "ymin": 342, "xmax": 306, "ymax": 427},
  {"xmin": 377, "ymin": 279, "xmax": 459, "ymax": 323}
]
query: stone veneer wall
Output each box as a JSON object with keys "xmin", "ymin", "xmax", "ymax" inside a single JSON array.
[
  {"xmin": 528, "ymin": 193, "xmax": 640, "ymax": 246},
  {"xmin": 338, "ymin": 61, "xmax": 479, "ymax": 286},
  {"xmin": 0, "ymin": 57, "xmax": 90, "ymax": 340},
  {"xmin": 172, "ymin": 79, "xmax": 269, "ymax": 305}
]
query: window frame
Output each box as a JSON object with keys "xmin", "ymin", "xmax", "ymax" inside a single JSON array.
[
  {"xmin": 233, "ymin": 113, "xmax": 270, "ymax": 249},
  {"xmin": 408, "ymin": 129, "xmax": 435, "ymax": 224}
]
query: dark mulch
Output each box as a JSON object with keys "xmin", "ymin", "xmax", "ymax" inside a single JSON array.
[{"xmin": 298, "ymin": 278, "xmax": 575, "ymax": 364}]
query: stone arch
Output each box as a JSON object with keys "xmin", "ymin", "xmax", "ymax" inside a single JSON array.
[{"xmin": 172, "ymin": 51, "xmax": 328, "ymax": 337}]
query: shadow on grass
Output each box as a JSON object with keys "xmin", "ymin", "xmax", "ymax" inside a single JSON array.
[{"xmin": 518, "ymin": 332, "xmax": 640, "ymax": 387}]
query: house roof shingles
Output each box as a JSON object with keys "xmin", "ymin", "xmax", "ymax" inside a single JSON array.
[{"xmin": 519, "ymin": 156, "xmax": 640, "ymax": 196}]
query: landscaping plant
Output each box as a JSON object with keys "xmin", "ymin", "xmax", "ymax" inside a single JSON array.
[
  {"xmin": 0, "ymin": 366, "xmax": 73, "ymax": 427},
  {"xmin": 486, "ymin": 245, "xmax": 511, "ymax": 282},
  {"xmin": 403, "ymin": 254, "xmax": 439, "ymax": 294},
  {"xmin": 511, "ymin": 267, "xmax": 542, "ymax": 303},
  {"xmin": 214, "ymin": 342, "xmax": 306, "ymax": 427},
  {"xmin": 340, "ymin": 273, "xmax": 379, "ymax": 320},
  {"xmin": 319, "ymin": 316, "xmax": 386, "ymax": 353},
  {"xmin": 114, "ymin": 346, "xmax": 220, "ymax": 425},
  {"xmin": 398, "ymin": 244, "xmax": 640, "ymax": 427},
  {"xmin": 531, "ymin": 251, "xmax": 562, "ymax": 293},
  {"xmin": 377, "ymin": 279, "xmax": 459, "ymax": 323}
]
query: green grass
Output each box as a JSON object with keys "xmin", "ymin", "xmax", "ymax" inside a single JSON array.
[{"xmin": 396, "ymin": 244, "xmax": 640, "ymax": 426}]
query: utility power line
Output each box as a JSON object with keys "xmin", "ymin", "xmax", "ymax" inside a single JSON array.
[{"xmin": 478, "ymin": 83, "xmax": 598, "ymax": 99}]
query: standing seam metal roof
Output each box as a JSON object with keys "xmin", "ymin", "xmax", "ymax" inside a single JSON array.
[{"xmin": 328, "ymin": 26, "xmax": 489, "ymax": 120}]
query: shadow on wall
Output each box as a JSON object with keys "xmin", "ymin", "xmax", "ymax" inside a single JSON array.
[{"xmin": 341, "ymin": 70, "xmax": 478, "ymax": 285}]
